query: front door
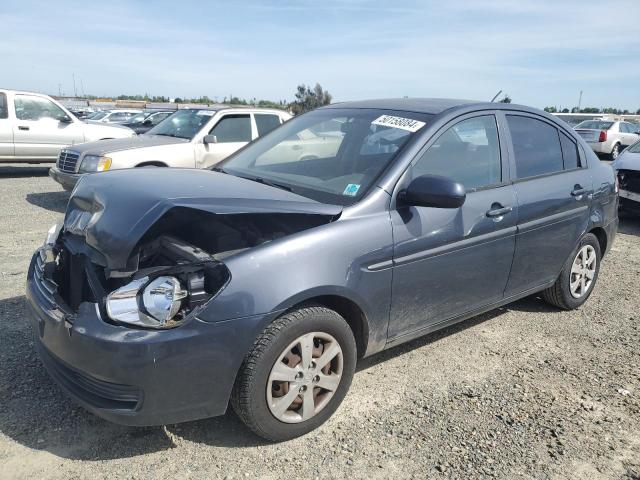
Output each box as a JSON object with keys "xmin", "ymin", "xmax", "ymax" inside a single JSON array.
[
  {"xmin": 195, "ymin": 113, "xmax": 253, "ymax": 168},
  {"xmin": 503, "ymin": 113, "xmax": 593, "ymax": 296},
  {"xmin": 12, "ymin": 94, "xmax": 84, "ymax": 161},
  {"xmin": 389, "ymin": 113, "xmax": 517, "ymax": 340}
]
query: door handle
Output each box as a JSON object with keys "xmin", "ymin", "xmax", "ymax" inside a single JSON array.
[
  {"xmin": 18, "ymin": 126, "xmax": 30, "ymax": 131},
  {"xmin": 486, "ymin": 205, "xmax": 513, "ymax": 218},
  {"xmin": 571, "ymin": 186, "xmax": 587, "ymax": 197}
]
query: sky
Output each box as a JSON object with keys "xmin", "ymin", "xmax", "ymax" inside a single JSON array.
[{"xmin": 1, "ymin": 0, "xmax": 639, "ymax": 110}]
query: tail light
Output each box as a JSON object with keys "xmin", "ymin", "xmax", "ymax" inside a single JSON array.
[{"xmin": 598, "ymin": 130, "xmax": 607, "ymax": 142}]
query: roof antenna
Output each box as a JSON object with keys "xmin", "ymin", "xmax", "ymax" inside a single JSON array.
[{"xmin": 490, "ymin": 90, "xmax": 502, "ymax": 103}]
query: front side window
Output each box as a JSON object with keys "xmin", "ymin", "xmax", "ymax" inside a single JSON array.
[
  {"xmin": 507, "ymin": 115, "xmax": 563, "ymax": 179},
  {"xmin": 255, "ymin": 114, "xmax": 281, "ymax": 136},
  {"xmin": 411, "ymin": 115, "xmax": 501, "ymax": 191},
  {"xmin": 0, "ymin": 93, "xmax": 7, "ymax": 119},
  {"xmin": 14, "ymin": 95, "xmax": 68, "ymax": 121},
  {"xmin": 219, "ymin": 108, "xmax": 433, "ymax": 206},
  {"xmin": 209, "ymin": 114, "xmax": 252, "ymax": 143}
]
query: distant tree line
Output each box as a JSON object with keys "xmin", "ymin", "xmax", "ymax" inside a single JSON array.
[
  {"xmin": 81, "ymin": 83, "xmax": 333, "ymax": 114},
  {"xmin": 544, "ymin": 106, "xmax": 640, "ymax": 115}
]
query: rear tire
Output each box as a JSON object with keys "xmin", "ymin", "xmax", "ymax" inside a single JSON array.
[
  {"xmin": 610, "ymin": 143, "xmax": 620, "ymax": 160},
  {"xmin": 542, "ymin": 233, "xmax": 601, "ymax": 310},
  {"xmin": 231, "ymin": 305, "xmax": 356, "ymax": 442}
]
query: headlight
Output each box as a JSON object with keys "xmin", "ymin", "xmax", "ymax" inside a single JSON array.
[
  {"xmin": 106, "ymin": 276, "xmax": 188, "ymax": 329},
  {"xmin": 79, "ymin": 155, "xmax": 112, "ymax": 173},
  {"xmin": 44, "ymin": 222, "xmax": 62, "ymax": 246}
]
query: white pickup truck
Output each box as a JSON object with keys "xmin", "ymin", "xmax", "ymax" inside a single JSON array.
[
  {"xmin": 0, "ymin": 89, "xmax": 135, "ymax": 164},
  {"xmin": 49, "ymin": 106, "xmax": 292, "ymax": 190}
]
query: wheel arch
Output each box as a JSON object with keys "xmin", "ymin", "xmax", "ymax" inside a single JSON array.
[
  {"xmin": 272, "ymin": 289, "xmax": 371, "ymax": 359},
  {"xmin": 588, "ymin": 226, "xmax": 608, "ymax": 257},
  {"xmin": 135, "ymin": 161, "xmax": 168, "ymax": 167}
]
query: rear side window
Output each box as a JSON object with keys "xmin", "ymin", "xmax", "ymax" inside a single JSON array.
[
  {"xmin": 507, "ymin": 115, "xmax": 563, "ymax": 179},
  {"xmin": 255, "ymin": 114, "xmax": 281, "ymax": 136},
  {"xmin": 210, "ymin": 114, "xmax": 252, "ymax": 142},
  {"xmin": 0, "ymin": 93, "xmax": 7, "ymax": 119},
  {"xmin": 619, "ymin": 123, "xmax": 629, "ymax": 133},
  {"xmin": 559, "ymin": 132, "xmax": 580, "ymax": 169}
]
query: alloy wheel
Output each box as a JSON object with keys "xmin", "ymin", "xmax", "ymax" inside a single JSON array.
[
  {"xmin": 570, "ymin": 245, "xmax": 597, "ymax": 298},
  {"xmin": 267, "ymin": 332, "xmax": 343, "ymax": 423}
]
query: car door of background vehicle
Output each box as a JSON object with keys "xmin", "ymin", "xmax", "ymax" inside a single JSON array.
[
  {"xmin": 195, "ymin": 113, "xmax": 253, "ymax": 168},
  {"xmin": 503, "ymin": 112, "xmax": 593, "ymax": 296},
  {"xmin": 0, "ymin": 92, "xmax": 13, "ymax": 159},
  {"xmin": 388, "ymin": 113, "xmax": 517, "ymax": 340},
  {"xmin": 621, "ymin": 122, "xmax": 639, "ymax": 147},
  {"xmin": 12, "ymin": 94, "xmax": 84, "ymax": 161}
]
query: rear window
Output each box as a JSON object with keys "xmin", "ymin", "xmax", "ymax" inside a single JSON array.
[
  {"xmin": 0, "ymin": 93, "xmax": 7, "ymax": 119},
  {"xmin": 507, "ymin": 115, "xmax": 564, "ymax": 178},
  {"xmin": 255, "ymin": 114, "xmax": 281, "ymax": 136},
  {"xmin": 575, "ymin": 120, "xmax": 614, "ymax": 130},
  {"xmin": 559, "ymin": 132, "xmax": 580, "ymax": 169}
]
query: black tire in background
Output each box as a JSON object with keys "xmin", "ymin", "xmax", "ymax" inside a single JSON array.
[
  {"xmin": 542, "ymin": 233, "xmax": 601, "ymax": 310},
  {"xmin": 231, "ymin": 305, "xmax": 357, "ymax": 442}
]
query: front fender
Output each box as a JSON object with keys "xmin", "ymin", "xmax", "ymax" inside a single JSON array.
[{"xmin": 197, "ymin": 213, "xmax": 394, "ymax": 356}]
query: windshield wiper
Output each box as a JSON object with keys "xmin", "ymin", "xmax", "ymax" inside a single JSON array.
[{"xmin": 246, "ymin": 176, "xmax": 293, "ymax": 192}]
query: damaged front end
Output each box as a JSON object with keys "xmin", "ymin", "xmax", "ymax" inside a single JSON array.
[
  {"xmin": 40, "ymin": 231, "xmax": 230, "ymax": 329},
  {"xmin": 38, "ymin": 206, "xmax": 337, "ymax": 330}
]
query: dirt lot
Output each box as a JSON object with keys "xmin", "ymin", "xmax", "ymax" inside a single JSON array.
[{"xmin": 0, "ymin": 164, "xmax": 638, "ymax": 480}]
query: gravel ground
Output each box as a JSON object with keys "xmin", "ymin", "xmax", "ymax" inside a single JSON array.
[{"xmin": 0, "ymin": 164, "xmax": 638, "ymax": 480}]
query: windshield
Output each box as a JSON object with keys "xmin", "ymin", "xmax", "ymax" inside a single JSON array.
[
  {"xmin": 575, "ymin": 120, "xmax": 614, "ymax": 130},
  {"xmin": 628, "ymin": 140, "xmax": 640, "ymax": 153},
  {"xmin": 88, "ymin": 111, "xmax": 108, "ymax": 120},
  {"xmin": 147, "ymin": 109, "xmax": 215, "ymax": 139},
  {"xmin": 218, "ymin": 108, "xmax": 433, "ymax": 206},
  {"xmin": 129, "ymin": 112, "xmax": 149, "ymax": 123}
]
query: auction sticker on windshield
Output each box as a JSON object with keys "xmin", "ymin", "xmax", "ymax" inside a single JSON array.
[{"xmin": 372, "ymin": 115, "xmax": 425, "ymax": 132}]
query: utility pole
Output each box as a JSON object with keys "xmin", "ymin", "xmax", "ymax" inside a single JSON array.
[
  {"xmin": 577, "ymin": 90, "xmax": 583, "ymax": 113},
  {"xmin": 80, "ymin": 79, "xmax": 85, "ymax": 98},
  {"xmin": 58, "ymin": 83, "xmax": 62, "ymax": 96},
  {"xmin": 72, "ymin": 73, "xmax": 77, "ymax": 98}
]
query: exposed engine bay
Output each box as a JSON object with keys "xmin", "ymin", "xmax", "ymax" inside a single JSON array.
[{"xmin": 43, "ymin": 208, "xmax": 335, "ymax": 329}]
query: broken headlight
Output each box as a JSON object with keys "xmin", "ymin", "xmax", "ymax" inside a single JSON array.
[{"xmin": 106, "ymin": 275, "xmax": 189, "ymax": 329}]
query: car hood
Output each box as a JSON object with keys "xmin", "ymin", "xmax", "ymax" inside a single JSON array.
[
  {"xmin": 65, "ymin": 168, "xmax": 342, "ymax": 271},
  {"xmin": 613, "ymin": 150, "xmax": 640, "ymax": 171},
  {"xmin": 70, "ymin": 135, "xmax": 188, "ymax": 156}
]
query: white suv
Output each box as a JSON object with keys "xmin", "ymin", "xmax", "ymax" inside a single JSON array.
[
  {"xmin": 49, "ymin": 107, "xmax": 291, "ymax": 190},
  {"xmin": 0, "ymin": 89, "xmax": 135, "ymax": 163}
]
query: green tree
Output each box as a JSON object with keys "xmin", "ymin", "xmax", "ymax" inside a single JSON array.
[
  {"xmin": 499, "ymin": 94, "xmax": 511, "ymax": 104},
  {"xmin": 544, "ymin": 106, "xmax": 557, "ymax": 113},
  {"xmin": 289, "ymin": 83, "xmax": 332, "ymax": 114}
]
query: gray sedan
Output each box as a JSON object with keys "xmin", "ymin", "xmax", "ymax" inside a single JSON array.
[{"xmin": 27, "ymin": 98, "xmax": 617, "ymax": 441}]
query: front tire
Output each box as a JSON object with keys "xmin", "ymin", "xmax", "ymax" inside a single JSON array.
[
  {"xmin": 231, "ymin": 305, "xmax": 356, "ymax": 442},
  {"xmin": 542, "ymin": 233, "xmax": 601, "ymax": 310}
]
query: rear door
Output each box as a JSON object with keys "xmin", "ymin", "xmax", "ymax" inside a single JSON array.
[
  {"xmin": 12, "ymin": 94, "xmax": 84, "ymax": 161},
  {"xmin": 388, "ymin": 112, "xmax": 517, "ymax": 339},
  {"xmin": 0, "ymin": 92, "xmax": 13, "ymax": 160},
  {"xmin": 503, "ymin": 113, "xmax": 592, "ymax": 296}
]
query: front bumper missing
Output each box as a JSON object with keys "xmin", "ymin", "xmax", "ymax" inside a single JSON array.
[{"xmin": 26, "ymin": 251, "xmax": 271, "ymax": 426}]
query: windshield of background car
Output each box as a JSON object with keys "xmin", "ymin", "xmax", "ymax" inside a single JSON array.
[
  {"xmin": 129, "ymin": 112, "xmax": 148, "ymax": 123},
  {"xmin": 219, "ymin": 108, "xmax": 433, "ymax": 206},
  {"xmin": 147, "ymin": 109, "xmax": 215, "ymax": 139},
  {"xmin": 575, "ymin": 120, "xmax": 614, "ymax": 130},
  {"xmin": 88, "ymin": 111, "xmax": 107, "ymax": 120}
]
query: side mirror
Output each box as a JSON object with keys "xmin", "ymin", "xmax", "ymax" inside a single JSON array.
[
  {"xmin": 203, "ymin": 134, "xmax": 218, "ymax": 145},
  {"xmin": 59, "ymin": 115, "xmax": 72, "ymax": 123},
  {"xmin": 143, "ymin": 119, "xmax": 152, "ymax": 126},
  {"xmin": 400, "ymin": 174, "xmax": 466, "ymax": 209}
]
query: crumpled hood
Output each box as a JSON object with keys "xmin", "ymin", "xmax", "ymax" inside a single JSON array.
[
  {"xmin": 65, "ymin": 168, "xmax": 342, "ymax": 270},
  {"xmin": 69, "ymin": 134, "xmax": 188, "ymax": 156},
  {"xmin": 612, "ymin": 150, "xmax": 640, "ymax": 171}
]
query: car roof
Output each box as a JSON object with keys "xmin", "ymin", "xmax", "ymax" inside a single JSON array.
[{"xmin": 323, "ymin": 98, "xmax": 481, "ymax": 115}]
